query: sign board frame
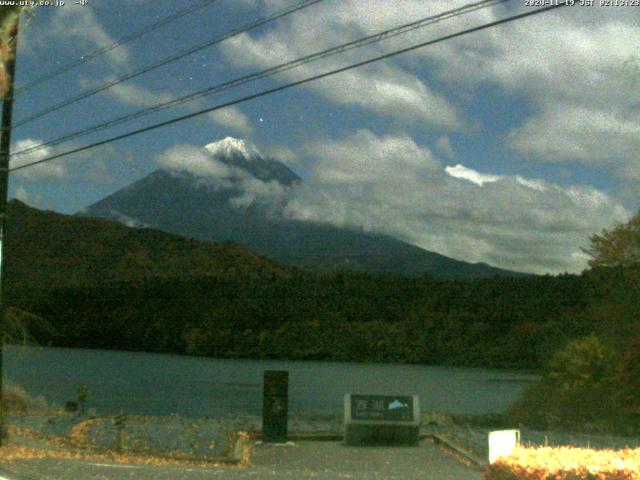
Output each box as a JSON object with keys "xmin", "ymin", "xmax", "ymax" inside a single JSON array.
[{"xmin": 344, "ymin": 393, "xmax": 420, "ymax": 446}]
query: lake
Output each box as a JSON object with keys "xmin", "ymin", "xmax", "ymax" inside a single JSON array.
[{"xmin": 3, "ymin": 345, "xmax": 538, "ymax": 418}]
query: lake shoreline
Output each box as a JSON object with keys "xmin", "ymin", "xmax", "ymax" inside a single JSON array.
[{"xmin": 5, "ymin": 342, "xmax": 544, "ymax": 375}]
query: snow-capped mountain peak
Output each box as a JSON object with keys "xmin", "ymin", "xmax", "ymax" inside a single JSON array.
[{"xmin": 204, "ymin": 137, "xmax": 263, "ymax": 160}]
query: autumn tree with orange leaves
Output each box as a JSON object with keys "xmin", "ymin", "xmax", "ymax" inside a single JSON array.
[
  {"xmin": 0, "ymin": 6, "xmax": 23, "ymax": 97},
  {"xmin": 584, "ymin": 211, "xmax": 640, "ymax": 269}
]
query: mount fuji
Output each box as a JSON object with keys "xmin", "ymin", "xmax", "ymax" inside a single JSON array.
[{"xmin": 82, "ymin": 137, "xmax": 523, "ymax": 278}]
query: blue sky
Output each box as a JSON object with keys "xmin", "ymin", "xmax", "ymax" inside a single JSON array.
[{"xmin": 7, "ymin": 0, "xmax": 640, "ymax": 273}]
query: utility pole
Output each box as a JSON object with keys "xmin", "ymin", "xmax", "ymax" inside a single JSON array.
[{"xmin": 0, "ymin": 15, "xmax": 19, "ymax": 445}]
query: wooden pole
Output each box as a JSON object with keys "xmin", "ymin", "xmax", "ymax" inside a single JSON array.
[{"xmin": 0, "ymin": 15, "xmax": 19, "ymax": 445}]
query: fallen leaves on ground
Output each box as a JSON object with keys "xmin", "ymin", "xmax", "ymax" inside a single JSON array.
[{"xmin": 0, "ymin": 444, "xmax": 240, "ymax": 469}]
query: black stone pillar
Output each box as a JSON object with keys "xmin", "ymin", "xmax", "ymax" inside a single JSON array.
[{"xmin": 262, "ymin": 370, "xmax": 288, "ymax": 443}]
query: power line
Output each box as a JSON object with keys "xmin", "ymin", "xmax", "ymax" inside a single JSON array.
[
  {"xmin": 12, "ymin": 0, "xmax": 324, "ymax": 129},
  {"xmin": 10, "ymin": 2, "xmax": 569, "ymax": 174},
  {"xmin": 12, "ymin": 0, "xmax": 508, "ymax": 159},
  {"xmin": 14, "ymin": 0, "xmax": 221, "ymax": 96}
]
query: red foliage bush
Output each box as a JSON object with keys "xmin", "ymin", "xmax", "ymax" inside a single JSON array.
[{"xmin": 484, "ymin": 447, "xmax": 640, "ymax": 480}]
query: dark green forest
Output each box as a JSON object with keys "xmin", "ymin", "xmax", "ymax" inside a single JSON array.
[{"xmin": 7, "ymin": 266, "xmax": 637, "ymax": 370}]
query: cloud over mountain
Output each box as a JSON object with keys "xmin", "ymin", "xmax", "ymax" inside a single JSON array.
[
  {"xmin": 116, "ymin": 134, "xmax": 630, "ymax": 274},
  {"xmin": 282, "ymin": 130, "xmax": 629, "ymax": 274},
  {"xmin": 155, "ymin": 137, "xmax": 293, "ymax": 210}
]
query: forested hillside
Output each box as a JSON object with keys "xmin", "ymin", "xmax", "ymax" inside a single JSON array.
[
  {"xmin": 4, "ymin": 200, "xmax": 291, "ymax": 288},
  {"xmin": 8, "ymin": 268, "xmax": 636, "ymax": 370}
]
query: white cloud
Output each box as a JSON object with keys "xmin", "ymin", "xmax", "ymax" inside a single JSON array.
[
  {"xmin": 51, "ymin": 5, "xmax": 129, "ymax": 66},
  {"xmin": 220, "ymin": 0, "xmax": 465, "ymax": 128},
  {"xmin": 515, "ymin": 176, "xmax": 547, "ymax": 192},
  {"xmin": 207, "ymin": 107, "xmax": 253, "ymax": 135},
  {"xmin": 445, "ymin": 164, "xmax": 501, "ymax": 187},
  {"xmin": 229, "ymin": 176, "xmax": 288, "ymax": 209},
  {"xmin": 262, "ymin": 143, "xmax": 301, "ymax": 166},
  {"xmin": 284, "ymin": 130, "xmax": 629, "ymax": 274},
  {"xmin": 101, "ymin": 80, "xmax": 175, "ymax": 108},
  {"xmin": 418, "ymin": 5, "xmax": 640, "ymax": 176},
  {"xmin": 157, "ymin": 144, "xmax": 233, "ymax": 182},
  {"xmin": 304, "ymin": 129, "xmax": 440, "ymax": 185},
  {"xmin": 17, "ymin": 137, "xmax": 134, "ymax": 187},
  {"xmin": 155, "ymin": 143, "xmax": 289, "ymax": 209},
  {"xmin": 10, "ymin": 139, "xmax": 66, "ymax": 180},
  {"xmin": 89, "ymin": 79, "xmax": 253, "ymax": 135},
  {"xmin": 507, "ymin": 104, "xmax": 640, "ymax": 164},
  {"xmin": 108, "ymin": 209, "xmax": 149, "ymax": 229},
  {"xmin": 230, "ymin": 1, "xmax": 639, "ymax": 180}
]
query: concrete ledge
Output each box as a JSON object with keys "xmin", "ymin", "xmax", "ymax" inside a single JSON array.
[{"xmin": 424, "ymin": 433, "xmax": 487, "ymax": 469}]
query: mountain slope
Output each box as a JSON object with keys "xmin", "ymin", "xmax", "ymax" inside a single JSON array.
[
  {"xmin": 4, "ymin": 199, "xmax": 290, "ymax": 290},
  {"xmin": 84, "ymin": 137, "xmax": 526, "ymax": 279}
]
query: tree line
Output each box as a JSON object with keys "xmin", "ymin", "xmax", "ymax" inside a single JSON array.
[{"xmin": 6, "ymin": 265, "xmax": 635, "ymax": 370}]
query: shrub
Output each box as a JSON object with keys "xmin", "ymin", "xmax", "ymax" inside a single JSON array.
[{"xmin": 509, "ymin": 335, "xmax": 623, "ymax": 433}]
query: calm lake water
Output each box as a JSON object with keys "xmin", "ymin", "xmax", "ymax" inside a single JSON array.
[{"xmin": 4, "ymin": 345, "xmax": 538, "ymax": 417}]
